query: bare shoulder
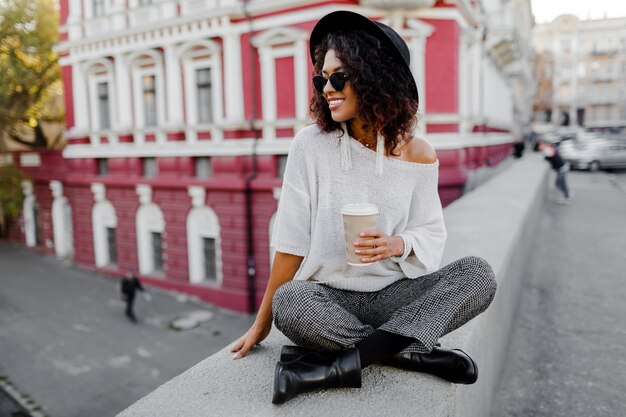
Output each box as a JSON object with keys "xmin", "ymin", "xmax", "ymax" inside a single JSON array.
[{"xmin": 406, "ymin": 137, "xmax": 437, "ymax": 164}]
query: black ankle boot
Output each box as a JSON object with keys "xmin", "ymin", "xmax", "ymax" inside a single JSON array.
[
  {"xmin": 384, "ymin": 347, "xmax": 478, "ymax": 384},
  {"xmin": 272, "ymin": 347, "xmax": 362, "ymax": 404},
  {"xmin": 280, "ymin": 345, "xmax": 331, "ymax": 363}
]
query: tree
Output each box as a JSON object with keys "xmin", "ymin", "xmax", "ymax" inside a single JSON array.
[
  {"xmin": 0, "ymin": 0, "xmax": 64, "ymax": 150},
  {"xmin": 0, "ymin": 165, "xmax": 29, "ymax": 238}
]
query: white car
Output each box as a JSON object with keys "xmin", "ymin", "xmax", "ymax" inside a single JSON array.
[{"xmin": 564, "ymin": 141, "xmax": 626, "ymax": 171}]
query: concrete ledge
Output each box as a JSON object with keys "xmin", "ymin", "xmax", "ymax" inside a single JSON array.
[{"xmin": 118, "ymin": 155, "xmax": 549, "ymax": 417}]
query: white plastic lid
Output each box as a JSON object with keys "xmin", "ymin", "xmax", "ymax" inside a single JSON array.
[{"xmin": 340, "ymin": 203, "xmax": 378, "ymax": 216}]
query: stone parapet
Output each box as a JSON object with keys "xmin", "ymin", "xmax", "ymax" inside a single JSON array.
[{"xmin": 117, "ymin": 153, "xmax": 549, "ymax": 417}]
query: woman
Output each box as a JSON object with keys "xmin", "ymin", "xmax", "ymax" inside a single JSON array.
[
  {"xmin": 231, "ymin": 10, "xmax": 497, "ymax": 404},
  {"xmin": 538, "ymin": 140, "xmax": 571, "ymax": 202}
]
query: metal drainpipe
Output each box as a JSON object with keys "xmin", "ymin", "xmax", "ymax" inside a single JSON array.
[{"xmin": 243, "ymin": 0, "xmax": 259, "ymax": 314}]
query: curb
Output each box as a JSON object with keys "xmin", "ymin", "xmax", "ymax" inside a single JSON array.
[{"xmin": 0, "ymin": 377, "xmax": 48, "ymax": 417}]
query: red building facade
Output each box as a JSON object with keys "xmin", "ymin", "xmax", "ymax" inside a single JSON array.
[{"xmin": 4, "ymin": 0, "xmax": 533, "ymax": 312}]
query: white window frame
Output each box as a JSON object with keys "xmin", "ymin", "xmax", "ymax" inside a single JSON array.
[
  {"xmin": 179, "ymin": 40, "xmax": 223, "ymax": 143},
  {"xmin": 187, "ymin": 186, "xmax": 223, "ymax": 285},
  {"xmin": 92, "ymin": 200, "xmax": 118, "ymax": 267},
  {"xmin": 132, "ymin": 0, "xmax": 152, "ymax": 7},
  {"xmin": 22, "ymin": 181, "xmax": 37, "ymax": 247},
  {"xmin": 252, "ymin": 27, "xmax": 308, "ymax": 141},
  {"xmin": 130, "ymin": 53, "xmax": 166, "ymax": 132},
  {"xmin": 88, "ymin": 73, "xmax": 115, "ymax": 131},
  {"xmin": 186, "ymin": 207, "xmax": 223, "ymax": 285},
  {"xmin": 83, "ymin": 0, "xmax": 111, "ymax": 19},
  {"xmin": 135, "ymin": 185, "xmax": 166, "ymax": 275},
  {"xmin": 136, "ymin": 204, "xmax": 165, "ymax": 275},
  {"xmin": 184, "ymin": 58, "xmax": 223, "ymax": 126},
  {"xmin": 50, "ymin": 181, "xmax": 74, "ymax": 259}
]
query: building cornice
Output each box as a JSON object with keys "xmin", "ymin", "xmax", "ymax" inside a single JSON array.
[{"xmin": 62, "ymin": 131, "xmax": 514, "ymax": 159}]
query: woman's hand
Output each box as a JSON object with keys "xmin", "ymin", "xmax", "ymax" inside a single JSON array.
[
  {"xmin": 230, "ymin": 320, "xmax": 272, "ymax": 360},
  {"xmin": 353, "ymin": 229, "xmax": 404, "ymax": 263}
]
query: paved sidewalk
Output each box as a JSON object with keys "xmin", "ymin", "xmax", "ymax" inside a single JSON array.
[
  {"xmin": 0, "ymin": 244, "xmax": 254, "ymax": 417},
  {"xmin": 492, "ymin": 170, "xmax": 626, "ymax": 416}
]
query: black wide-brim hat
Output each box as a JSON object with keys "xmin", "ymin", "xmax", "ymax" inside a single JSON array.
[{"xmin": 309, "ymin": 10, "xmax": 419, "ymax": 105}]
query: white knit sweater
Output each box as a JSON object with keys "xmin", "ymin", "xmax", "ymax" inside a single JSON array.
[{"xmin": 271, "ymin": 124, "xmax": 447, "ymax": 292}]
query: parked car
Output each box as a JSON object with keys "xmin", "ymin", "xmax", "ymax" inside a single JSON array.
[{"xmin": 564, "ymin": 140, "xmax": 626, "ymax": 171}]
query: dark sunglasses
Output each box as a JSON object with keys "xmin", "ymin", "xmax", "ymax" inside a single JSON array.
[{"xmin": 312, "ymin": 72, "xmax": 349, "ymax": 94}]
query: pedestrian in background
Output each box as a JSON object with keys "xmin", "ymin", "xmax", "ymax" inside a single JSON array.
[
  {"xmin": 513, "ymin": 137, "xmax": 525, "ymax": 159},
  {"xmin": 120, "ymin": 270, "xmax": 144, "ymax": 323},
  {"xmin": 538, "ymin": 140, "xmax": 571, "ymax": 203}
]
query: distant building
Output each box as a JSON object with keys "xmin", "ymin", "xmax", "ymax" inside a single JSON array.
[
  {"xmin": 3, "ymin": 0, "xmax": 533, "ymax": 312},
  {"xmin": 533, "ymin": 14, "xmax": 626, "ymax": 130}
]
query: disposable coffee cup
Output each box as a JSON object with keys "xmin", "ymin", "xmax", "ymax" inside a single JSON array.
[{"xmin": 341, "ymin": 203, "xmax": 379, "ymax": 266}]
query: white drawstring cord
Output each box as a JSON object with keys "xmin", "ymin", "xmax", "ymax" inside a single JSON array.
[
  {"xmin": 340, "ymin": 122, "xmax": 384, "ymax": 175},
  {"xmin": 340, "ymin": 122, "xmax": 352, "ymax": 171},
  {"xmin": 375, "ymin": 134, "xmax": 384, "ymax": 176}
]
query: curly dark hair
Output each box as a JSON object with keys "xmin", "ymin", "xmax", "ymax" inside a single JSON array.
[{"xmin": 310, "ymin": 30, "xmax": 419, "ymax": 156}]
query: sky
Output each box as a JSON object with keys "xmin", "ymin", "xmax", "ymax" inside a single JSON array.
[{"xmin": 530, "ymin": 0, "xmax": 626, "ymax": 23}]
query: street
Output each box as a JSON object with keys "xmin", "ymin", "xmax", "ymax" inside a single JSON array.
[
  {"xmin": 492, "ymin": 169, "xmax": 626, "ymax": 416},
  {"xmin": 0, "ymin": 245, "xmax": 254, "ymax": 417}
]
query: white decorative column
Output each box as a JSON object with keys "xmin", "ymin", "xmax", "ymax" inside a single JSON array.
[
  {"xmin": 258, "ymin": 45, "xmax": 276, "ymax": 141},
  {"xmin": 164, "ymin": 44, "xmax": 184, "ymax": 128},
  {"xmin": 294, "ymin": 39, "xmax": 308, "ymax": 130},
  {"xmin": 73, "ymin": 63, "xmax": 89, "ymax": 131},
  {"xmin": 111, "ymin": 0, "xmax": 126, "ymax": 31},
  {"xmin": 223, "ymin": 29, "xmax": 244, "ymax": 122},
  {"xmin": 471, "ymin": 32, "xmax": 482, "ymax": 127},
  {"xmin": 114, "ymin": 53, "xmax": 133, "ymax": 131},
  {"xmin": 67, "ymin": 0, "xmax": 83, "ymax": 40},
  {"xmin": 406, "ymin": 19, "xmax": 434, "ymax": 137},
  {"xmin": 458, "ymin": 30, "xmax": 475, "ymax": 134}
]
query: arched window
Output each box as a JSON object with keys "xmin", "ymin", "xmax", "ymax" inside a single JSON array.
[
  {"xmin": 50, "ymin": 181, "xmax": 74, "ymax": 258},
  {"xmin": 84, "ymin": 59, "xmax": 116, "ymax": 134},
  {"xmin": 187, "ymin": 186, "xmax": 222, "ymax": 284},
  {"xmin": 251, "ymin": 27, "xmax": 309, "ymax": 140},
  {"xmin": 22, "ymin": 181, "xmax": 39, "ymax": 247},
  {"xmin": 127, "ymin": 50, "xmax": 166, "ymax": 143},
  {"xmin": 179, "ymin": 41, "xmax": 223, "ymax": 126},
  {"xmin": 136, "ymin": 185, "xmax": 166, "ymax": 275},
  {"xmin": 91, "ymin": 183, "xmax": 118, "ymax": 267}
]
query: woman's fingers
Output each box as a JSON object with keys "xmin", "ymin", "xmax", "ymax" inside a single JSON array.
[
  {"xmin": 230, "ymin": 337, "xmax": 244, "ymax": 353},
  {"xmin": 359, "ymin": 229, "xmax": 381, "ymax": 238},
  {"xmin": 233, "ymin": 339, "xmax": 255, "ymax": 360},
  {"xmin": 354, "ymin": 234, "xmax": 395, "ymax": 262}
]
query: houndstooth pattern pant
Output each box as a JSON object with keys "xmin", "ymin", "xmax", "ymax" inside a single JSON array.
[{"xmin": 272, "ymin": 256, "xmax": 497, "ymax": 353}]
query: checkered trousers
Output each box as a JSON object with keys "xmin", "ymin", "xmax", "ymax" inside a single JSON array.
[{"xmin": 272, "ymin": 256, "xmax": 497, "ymax": 354}]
